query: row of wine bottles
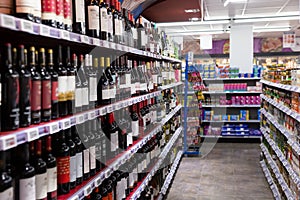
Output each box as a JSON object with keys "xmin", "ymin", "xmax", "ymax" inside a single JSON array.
[
  {"xmin": 1, "ymin": 0, "xmax": 170, "ymax": 53},
  {"xmin": 0, "ymin": 106, "xmax": 182, "ymax": 199},
  {"xmin": 0, "ymin": 43, "xmax": 181, "ymax": 131}
]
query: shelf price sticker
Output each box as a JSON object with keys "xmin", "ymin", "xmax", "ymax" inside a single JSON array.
[
  {"xmin": 95, "ymin": 177, "xmax": 102, "ymax": 187},
  {"xmin": 77, "ymin": 115, "xmax": 84, "ymax": 124},
  {"xmin": 40, "ymin": 25, "xmax": 50, "ymax": 37},
  {"xmin": 61, "ymin": 30, "xmax": 70, "ymax": 40},
  {"xmin": 0, "ymin": 134, "xmax": 17, "ymax": 150},
  {"xmin": 19, "ymin": 19, "xmax": 33, "ymax": 33},
  {"xmin": 80, "ymin": 35, "xmax": 90, "ymax": 44},
  {"xmin": 93, "ymin": 38, "xmax": 100, "ymax": 46},
  {"xmin": 61, "ymin": 119, "xmax": 71, "ymax": 130},
  {"xmin": 69, "ymin": 196, "xmax": 79, "ymax": 200},
  {"xmin": 100, "ymin": 107, "xmax": 107, "ymax": 116},
  {"xmin": 26, "ymin": 128, "xmax": 39, "ymax": 142},
  {"xmin": 84, "ymin": 185, "xmax": 92, "ymax": 196},
  {"xmin": 103, "ymin": 41, "xmax": 109, "ymax": 48},
  {"xmin": 107, "ymin": 105, "xmax": 113, "ymax": 113},
  {"xmin": 49, "ymin": 122, "xmax": 60, "ymax": 134},
  {"xmin": 89, "ymin": 111, "xmax": 96, "ymax": 120},
  {"xmin": 0, "ymin": 14, "xmax": 16, "ymax": 30}
]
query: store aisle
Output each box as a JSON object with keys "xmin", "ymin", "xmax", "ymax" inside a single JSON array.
[{"xmin": 167, "ymin": 143, "xmax": 273, "ymax": 200}]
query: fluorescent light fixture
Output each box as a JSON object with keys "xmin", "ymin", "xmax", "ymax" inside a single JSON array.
[
  {"xmin": 224, "ymin": 0, "xmax": 247, "ymax": 7},
  {"xmin": 156, "ymin": 20, "xmax": 230, "ymax": 27},
  {"xmin": 189, "ymin": 17, "xmax": 200, "ymax": 21},
  {"xmin": 185, "ymin": 9, "xmax": 200, "ymax": 13},
  {"xmin": 235, "ymin": 15, "xmax": 299, "ymax": 23},
  {"xmin": 253, "ymin": 27, "xmax": 291, "ymax": 32},
  {"xmin": 168, "ymin": 30, "xmax": 225, "ymax": 36}
]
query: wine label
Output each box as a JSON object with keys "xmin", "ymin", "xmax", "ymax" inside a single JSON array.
[
  {"xmin": 129, "ymin": 172, "xmax": 134, "ymax": 187},
  {"xmin": 141, "ymin": 31, "xmax": 146, "ymax": 46},
  {"xmin": 76, "ymin": 152, "xmax": 83, "ymax": 178},
  {"xmin": 107, "ymin": 14, "xmax": 113, "ymax": 35},
  {"xmin": 42, "ymin": 0, "xmax": 56, "ymax": 20},
  {"xmin": 0, "ymin": 187, "xmax": 13, "ymax": 200},
  {"xmin": 125, "ymin": 74, "xmax": 131, "ymax": 88},
  {"xmin": 83, "ymin": 149, "xmax": 90, "ymax": 174},
  {"xmin": 42, "ymin": 80, "xmax": 51, "ymax": 109},
  {"xmin": 100, "ymin": 7, "xmax": 108, "ymax": 32},
  {"xmin": 142, "ymin": 116, "xmax": 147, "ymax": 130},
  {"xmin": 119, "ymin": 19, "xmax": 123, "ymax": 36},
  {"xmin": 82, "ymin": 87, "xmax": 89, "ymax": 106},
  {"xmin": 127, "ymin": 132, "xmax": 133, "ymax": 147},
  {"xmin": 47, "ymin": 166, "xmax": 57, "ymax": 193},
  {"xmin": 58, "ymin": 76, "xmax": 67, "ymax": 102},
  {"xmin": 63, "ymin": 0, "xmax": 71, "ymax": 25},
  {"xmin": 152, "ymin": 110, "xmax": 157, "ymax": 123},
  {"xmin": 51, "ymin": 80, "xmax": 58, "ymax": 103},
  {"xmin": 89, "ymin": 77, "xmax": 97, "ymax": 102},
  {"xmin": 89, "ymin": 146, "xmax": 96, "ymax": 170},
  {"xmin": 75, "ymin": 0, "xmax": 85, "ymax": 22},
  {"xmin": 34, "ymin": 0, "xmax": 41, "ymax": 17},
  {"xmin": 132, "ymin": 28, "xmax": 138, "ymax": 40},
  {"xmin": 70, "ymin": 155, "xmax": 77, "ymax": 182},
  {"xmin": 56, "ymin": 0, "xmax": 63, "ymax": 22},
  {"xmin": 36, "ymin": 172, "xmax": 47, "ymax": 199},
  {"xmin": 57, "ymin": 156, "xmax": 70, "ymax": 184},
  {"xmin": 131, "ymin": 83, "xmax": 136, "ymax": 95},
  {"xmin": 31, "ymin": 80, "xmax": 41, "ymax": 111},
  {"xmin": 140, "ymin": 83, "xmax": 147, "ymax": 91},
  {"xmin": 88, "ymin": 6, "xmax": 99, "ymax": 30},
  {"xmin": 132, "ymin": 120, "xmax": 139, "ymax": 137},
  {"xmin": 0, "ymin": 0, "xmax": 13, "ymax": 14},
  {"xmin": 135, "ymin": 82, "xmax": 140, "ymax": 91},
  {"xmin": 16, "ymin": 0, "xmax": 33, "ymax": 13},
  {"xmin": 67, "ymin": 76, "xmax": 75, "ymax": 100},
  {"xmin": 152, "ymin": 74, "xmax": 158, "ymax": 84},
  {"xmin": 148, "ymin": 81, "xmax": 154, "ymax": 90},
  {"xmin": 19, "ymin": 176, "xmax": 36, "ymax": 200},
  {"xmin": 114, "ymin": 18, "xmax": 120, "ymax": 36},
  {"xmin": 111, "ymin": 131, "xmax": 118, "ymax": 152},
  {"xmin": 75, "ymin": 88, "xmax": 82, "ymax": 107}
]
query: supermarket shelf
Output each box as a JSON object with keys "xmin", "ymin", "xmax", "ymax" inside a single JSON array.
[
  {"xmin": 203, "ymin": 77, "xmax": 261, "ymax": 81},
  {"xmin": 159, "ymin": 82, "xmax": 183, "ymax": 91},
  {"xmin": 260, "ymin": 160, "xmax": 281, "ymax": 200},
  {"xmin": 261, "ymin": 94, "xmax": 300, "ymax": 124},
  {"xmin": 201, "ymin": 135, "xmax": 261, "ymax": 139},
  {"xmin": 261, "ymin": 127, "xmax": 300, "ymax": 191},
  {"xmin": 129, "ymin": 127, "xmax": 183, "ymax": 200},
  {"xmin": 202, "ymin": 120, "xmax": 260, "ymax": 123},
  {"xmin": 202, "ymin": 91, "xmax": 262, "ymax": 94},
  {"xmin": 0, "ymin": 14, "xmax": 181, "ymax": 63},
  {"xmin": 158, "ymin": 150, "xmax": 183, "ymax": 198},
  {"xmin": 261, "ymin": 79, "xmax": 300, "ymax": 93},
  {"xmin": 260, "ymin": 109, "xmax": 300, "ymax": 155},
  {"xmin": 261, "ymin": 143, "xmax": 294, "ymax": 199},
  {"xmin": 202, "ymin": 104, "xmax": 261, "ymax": 108},
  {"xmin": 59, "ymin": 106, "xmax": 183, "ymax": 200}
]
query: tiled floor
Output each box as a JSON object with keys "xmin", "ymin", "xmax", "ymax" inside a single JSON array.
[{"xmin": 167, "ymin": 143, "xmax": 273, "ymax": 200}]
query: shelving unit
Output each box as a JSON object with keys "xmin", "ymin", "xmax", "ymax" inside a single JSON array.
[{"xmin": 202, "ymin": 104, "xmax": 260, "ymax": 108}]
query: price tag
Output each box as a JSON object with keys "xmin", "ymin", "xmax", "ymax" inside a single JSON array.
[
  {"xmin": 69, "ymin": 196, "xmax": 79, "ymax": 200},
  {"xmin": 84, "ymin": 185, "xmax": 92, "ymax": 196},
  {"xmin": 93, "ymin": 38, "xmax": 100, "ymax": 46},
  {"xmin": 0, "ymin": 14, "xmax": 16, "ymax": 30},
  {"xmin": 109, "ymin": 42, "xmax": 116, "ymax": 49},
  {"xmin": 107, "ymin": 105, "xmax": 113, "ymax": 113},
  {"xmin": 100, "ymin": 107, "xmax": 107, "ymax": 116},
  {"xmin": 105, "ymin": 169, "xmax": 111, "ymax": 178},
  {"xmin": 19, "ymin": 19, "xmax": 33, "ymax": 33},
  {"xmin": 77, "ymin": 115, "xmax": 84, "ymax": 124},
  {"xmin": 89, "ymin": 111, "xmax": 96, "ymax": 120},
  {"xmin": 40, "ymin": 25, "xmax": 50, "ymax": 37},
  {"xmin": 0, "ymin": 134, "xmax": 17, "ymax": 150},
  {"xmin": 95, "ymin": 177, "xmax": 102, "ymax": 187},
  {"xmin": 103, "ymin": 41, "xmax": 109, "ymax": 48},
  {"xmin": 62, "ymin": 119, "xmax": 71, "ymax": 129},
  {"xmin": 26, "ymin": 128, "xmax": 39, "ymax": 141},
  {"xmin": 49, "ymin": 122, "xmax": 60, "ymax": 134},
  {"xmin": 61, "ymin": 30, "xmax": 70, "ymax": 40},
  {"xmin": 81, "ymin": 35, "xmax": 90, "ymax": 44}
]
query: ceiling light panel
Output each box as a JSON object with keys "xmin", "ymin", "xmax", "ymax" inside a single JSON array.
[
  {"xmin": 184, "ymin": 9, "xmax": 200, "ymax": 13},
  {"xmin": 224, "ymin": 0, "xmax": 248, "ymax": 7}
]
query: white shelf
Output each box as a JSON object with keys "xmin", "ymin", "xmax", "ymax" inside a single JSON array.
[
  {"xmin": 130, "ymin": 127, "xmax": 183, "ymax": 200},
  {"xmin": 202, "ymin": 91, "xmax": 262, "ymax": 94},
  {"xmin": 260, "ymin": 160, "xmax": 281, "ymax": 200},
  {"xmin": 0, "ymin": 14, "xmax": 180, "ymax": 63},
  {"xmin": 159, "ymin": 82, "xmax": 183, "ymax": 91},
  {"xmin": 260, "ymin": 108, "xmax": 300, "ymax": 155},
  {"xmin": 261, "ymin": 144, "xmax": 294, "ymax": 199},
  {"xmin": 202, "ymin": 104, "xmax": 260, "ymax": 108},
  {"xmin": 261, "ymin": 80, "xmax": 300, "ymax": 93},
  {"xmin": 202, "ymin": 120, "xmax": 260, "ymax": 123},
  {"xmin": 201, "ymin": 135, "xmax": 261, "ymax": 139},
  {"xmin": 261, "ymin": 127, "xmax": 300, "ymax": 192},
  {"xmin": 203, "ymin": 77, "xmax": 261, "ymax": 81},
  {"xmin": 65, "ymin": 106, "xmax": 183, "ymax": 200}
]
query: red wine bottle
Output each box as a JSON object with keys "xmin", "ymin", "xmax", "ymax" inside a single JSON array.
[
  {"xmin": 0, "ymin": 150, "xmax": 13, "ymax": 200},
  {"xmin": 72, "ymin": 0, "xmax": 86, "ymax": 34},
  {"xmin": 112, "ymin": 0, "xmax": 119, "ymax": 43},
  {"xmin": 34, "ymin": 139, "xmax": 48, "ymax": 200},
  {"xmin": 2, "ymin": 43, "xmax": 20, "ymax": 131},
  {"xmin": 99, "ymin": 0, "xmax": 108, "ymax": 40},
  {"xmin": 106, "ymin": 0, "xmax": 113, "ymax": 42},
  {"xmin": 88, "ymin": 119, "xmax": 96, "ymax": 176},
  {"xmin": 42, "ymin": 136, "xmax": 57, "ymax": 200},
  {"xmin": 98, "ymin": 57, "xmax": 110, "ymax": 106},
  {"xmin": 15, "ymin": 0, "xmax": 34, "ymax": 21},
  {"xmin": 18, "ymin": 45, "xmax": 31, "ymax": 127},
  {"xmin": 46, "ymin": 49, "xmax": 59, "ymax": 120},
  {"xmin": 29, "ymin": 46, "xmax": 42, "ymax": 124},
  {"xmin": 56, "ymin": 0, "xmax": 64, "ymax": 29},
  {"xmin": 89, "ymin": 56, "xmax": 98, "ymax": 109},
  {"xmin": 72, "ymin": 125, "xmax": 84, "ymax": 186},
  {"xmin": 86, "ymin": 0, "xmax": 100, "ymax": 38},
  {"xmin": 66, "ymin": 47, "xmax": 75, "ymax": 115},
  {"xmin": 41, "ymin": 0, "xmax": 57, "ymax": 27},
  {"xmin": 74, "ymin": 54, "xmax": 83, "ymax": 113},
  {"xmin": 39, "ymin": 48, "xmax": 52, "ymax": 122},
  {"xmin": 130, "ymin": 104, "xmax": 139, "ymax": 141},
  {"xmin": 56, "ymin": 45, "xmax": 68, "ymax": 117},
  {"xmin": 79, "ymin": 55, "xmax": 89, "ymax": 111},
  {"xmin": 82, "ymin": 122, "xmax": 90, "ymax": 181},
  {"xmin": 65, "ymin": 128, "xmax": 77, "ymax": 189},
  {"xmin": 63, "ymin": 0, "xmax": 72, "ymax": 31}
]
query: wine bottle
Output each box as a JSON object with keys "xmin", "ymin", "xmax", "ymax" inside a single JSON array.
[
  {"xmin": 34, "ymin": 139, "xmax": 48, "ymax": 200},
  {"xmin": 72, "ymin": 0, "xmax": 86, "ymax": 34},
  {"xmin": 42, "ymin": 136, "xmax": 57, "ymax": 200},
  {"xmin": 130, "ymin": 13, "xmax": 138, "ymax": 48},
  {"xmin": 93, "ymin": 118, "xmax": 105, "ymax": 171},
  {"xmin": 0, "ymin": 150, "xmax": 13, "ymax": 200},
  {"xmin": 38, "ymin": 48, "xmax": 52, "ymax": 122},
  {"xmin": 65, "ymin": 128, "xmax": 77, "ymax": 189},
  {"xmin": 2, "ymin": 43, "xmax": 20, "ymax": 131},
  {"xmin": 98, "ymin": 57, "xmax": 110, "ymax": 105},
  {"xmin": 0, "ymin": 0, "xmax": 13, "ymax": 15},
  {"xmin": 41, "ymin": 0, "xmax": 57, "ymax": 27},
  {"xmin": 63, "ymin": 0, "xmax": 72, "ymax": 31},
  {"xmin": 54, "ymin": 130, "xmax": 70, "ymax": 194},
  {"xmin": 55, "ymin": 0, "xmax": 64, "ymax": 29},
  {"xmin": 82, "ymin": 122, "xmax": 90, "ymax": 181},
  {"xmin": 112, "ymin": 0, "xmax": 119, "ymax": 43},
  {"xmin": 18, "ymin": 45, "xmax": 31, "ymax": 127},
  {"xmin": 99, "ymin": 0, "xmax": 108, "ymax": 40},
  {"xmin": 46, "ymin": 49, "xmax": 59, "ymax": 120},
  {"xmin": 130, "ymin": 104, "xmax": 139, "ymax": 141},
  {"xmin": 86, "ymin": 0, "xmax": 100, "ymax": 38},
  {"xmin": 138, "ymin": 102, "xmax": 145, "ymax": 136},
  {"xmin": 105, "ymin": 57, "xmax": 116, "ymax": 103},
  {"xmin": 137, "ymin": 16, "xmax": 146, "ymax": 50},
  {"xmin": 15, "ymin": 143, "xmax": 36, "ymax": 200},
  {"xmin": 27, "ymin": 47, "xmax": 41, "ymax": 125},
  {"xmin": 89, "ymin": 56, "xmax": 98, "ymax": 109},
  {"xmin": 15, "ymin": 0, "xmax": 35, "ymax": 21},
  {"xmin": 80, "ymin": 55, "xmax": 89, "ymax": 111},
  {"xmin": 56, "ymin": 45, "xmax": 68, "ymax": 117},
  {"xmin": 74, "ymin": 54, "xmax": 83, "ymax": 113},
  {"xmin": 88, "ymin": 119, "xmax": 96, "ymax": 176},
  {"xmin": 66, "ymin": 47, "xmax": 75, "ymax": 115},
  {"xmin": 71, "ymin": 126, "xmax": 83, "ymax": 186},
  {"xmin": 106, "ymin": 0, "xmax": 113, "ymax": 42},
  {"xmin": 117, "ymin": 2, "xmax": 124, "ymax": 45}
]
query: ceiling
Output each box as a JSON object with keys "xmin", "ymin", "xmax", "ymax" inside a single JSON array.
[{"xmin": 141, "ymin": 0, "xmax": 300, "ymax": 39}]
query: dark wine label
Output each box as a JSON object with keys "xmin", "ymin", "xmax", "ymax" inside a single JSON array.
[
  {"xmin": 57, "ymin": 156, "xmax": 70, "ymax": 184},
  {"xmin": 6, "ymin": 76, "xmax": 20, "ymax": 128},
  {"xmin": 42, "ymin": 80, "xmax": 51, "ymax": 109},
  {"xmin": 51, "ymin": 80, "xmax": 58, "ymax": 103},
  {"xmin": 31, "ymin": 80, "xmax": 41, "ymax": 111}
]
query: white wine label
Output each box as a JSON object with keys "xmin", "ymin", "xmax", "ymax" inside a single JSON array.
[
  {"xmin": 0, "ymin": 187, "xmax": 13, "ymax": 200},
  {"xmin": 83, "ymin": 149, "xmax": 90, "ymax": 173},
  {"xmin": 89, "ymin": 146, "xmax": 96, "ymax": 170},
  {"xmin": 76, "ymin": 152, "xmax": 83, "ymax": 178},
  {"xmin": 107, "ymin": 14, "xmax": 113, "ymax": 34},
  {"xmin": 75, "ymin": 0, "xmax": 85, "ymax": 22},
  {"xmin": 19, "ymin": 176, "xmax": 36, "ymax": 200},
  {"xmin": 111, "ymin": 131, "xmax": 119, "ymax": 152},
  {"xmin": 148, "ymin": 81, "xmax": 154, "ymax": 90},
  {"xmin": 67, "ymin": 76, "xmax": 75, "ymax": 98},
  {"xmin": 125, "ymin": 74, "xmax": 131, "ymax": 88},
  {"xmin": 114, "ymin": 18, "xmax": 120, "ymax": 36},
  {"xmin": 47, "ymin": 167, "xmax": 57, "ymax": 193},
  {"xmin": 152, "ymin": 75, "xmax": 158, "ymax": 84},
  {"xmin": 135, "ymin": 82, "xmax": 140, "ymax": 91},
  {"xmin": 100, "ymin": 7, "xmax": 108, "ymax": 32},
  {"xmin": 82, "ymin": 87, "xmax": 89, "ymax": 106},
  {"xmin": 16, "ymin": 0, "xmax": 33, "ymax": 13},
  {"xmin": 34, "ymin": 0, "xmax": 41, "ymax": 18},
  {"xmin": 88, "ymin": 6, "xmax": 99, "ymax": 30},
  {"xmin": 127, "ymin": 132, "xmax": 133, "ymax": 147},
  {"xmin": 89, "ymin": 77, "xmax": 97, "ymax": 101},
  {"xmin": 75, "ymin": 88, "xmax": 82, "ymax": 107},
  {"xmin": 102, "ymin": 88, "xmax": 110, "ymax": 100},
  {"xmin": 70, "ymin": 156, "xmax": 77, "ymax": 182},
  {"xmin": 132, "ymin": 120, "xmax": 139, "ymax": 137},
  {"xmin": 58, "ymin": 76, "xmax": 68, "ymax": 101},
  {"xmin": 131, "ymin": 84, "xmax": 136, "ymax": 95},
  {"xmin": 141, "ymin": 31, "xmax": 146, "ymax": 46},
  {"xmin": 132, "ymin": 28, "xmax": 138, "ymax": 40},
  {"xmin": 142, "ymin": 116, "xmax": 147, "ymax": 130},
  {"xmin": 36, "ymin": 173, "xmax": 47, "ymax": 199}
]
